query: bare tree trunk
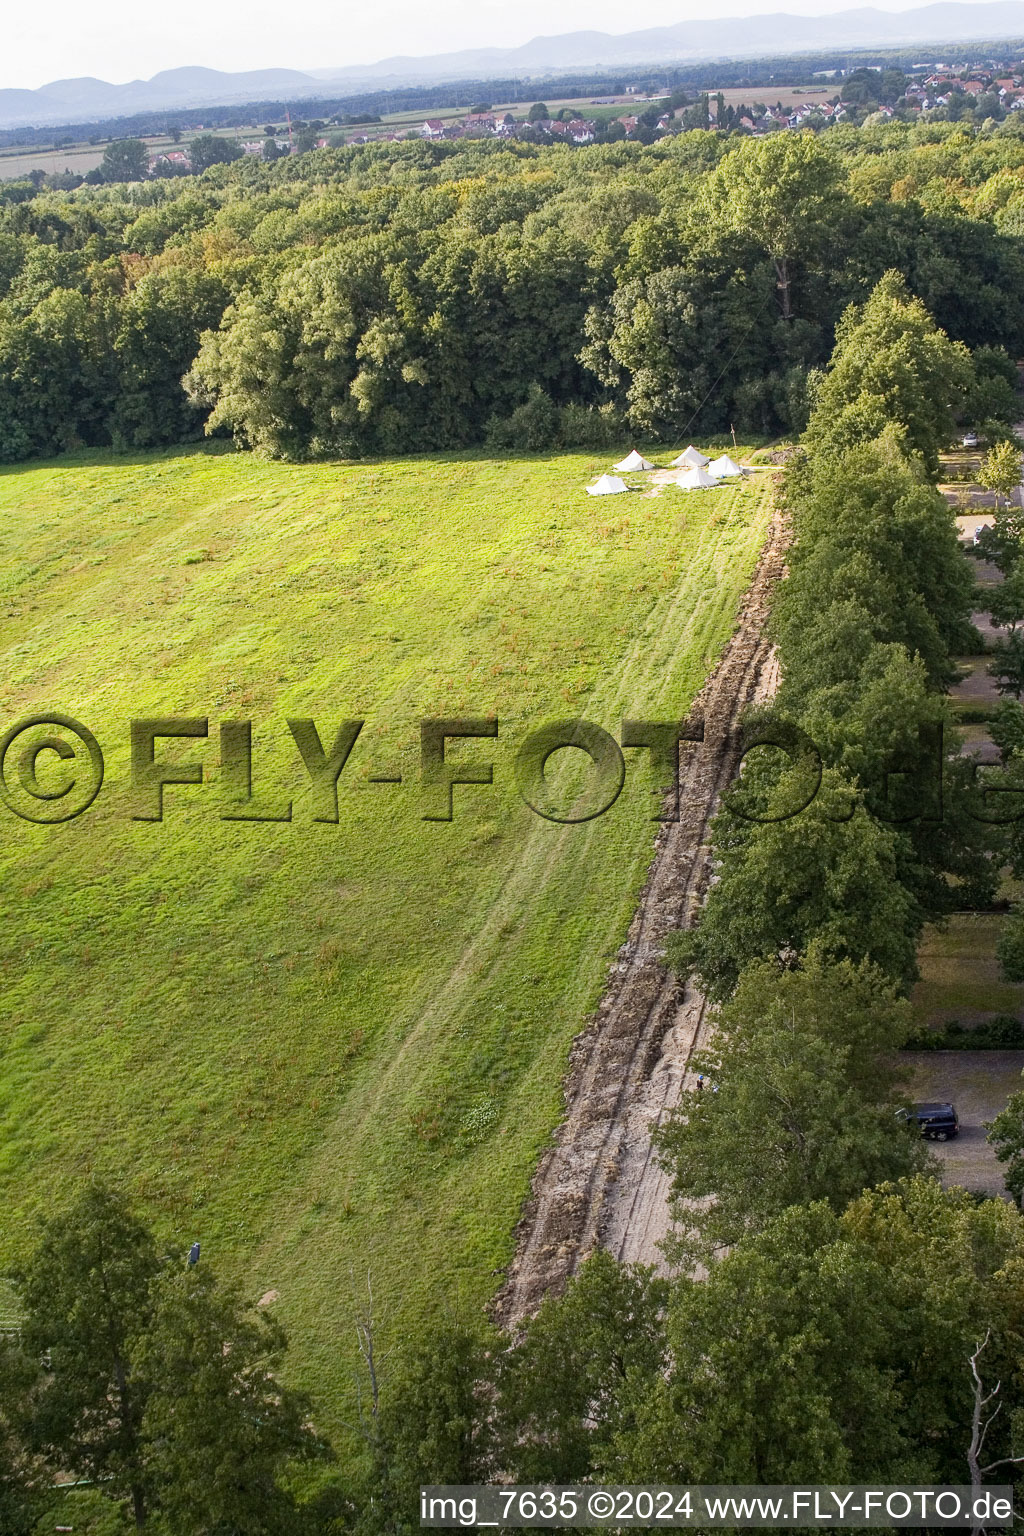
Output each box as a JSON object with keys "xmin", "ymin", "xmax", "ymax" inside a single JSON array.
[
  {"xmin": 965, "ymin": 1332, "xmax": 1024, "ymax": 1536},
  {"xmin": 774, "ymin": 256, "xmax": 792, "ymax": 320},
  {"xmin": 352, "ymin": 1269, "xmax": 389, "ymax": 1445},
  {"xmin": 968, "ymin": 1334, "xmax": 989, "ymax": 1496}
]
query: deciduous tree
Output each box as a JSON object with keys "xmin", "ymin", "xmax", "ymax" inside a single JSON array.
[
  {"xmin": 656, "ymin": 957, "xmax": 927, "ymax": 1256},
  {"xmin": 669, "ymin": 763, "xmax": 922, "ymax": 1001},
  {"xmin": 18, "ymin": 1185, "xmax": 159, "ymax": 1528},
  {"xmin": 700, "ymin": 133, "xmax": 846, "ymax": 319},
  {"xmin": 134, "ymin": 1268, "xmax": 324, "ymax": 1535},
  {"xmin": 804, "ymin": 271, "xmax": 973, "ymax": 474},
  {"xmin": 101, "ymin": 139, "xmax": 149, "ymax": 183},
  {"xmin": 979, "ymin": 439, "xmax": 1023, "ymax": 510}
]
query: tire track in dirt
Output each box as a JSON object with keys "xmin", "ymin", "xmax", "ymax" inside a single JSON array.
[{"xmin": 494, "ymin": 506, "xmax": 788, "ymax": 1328}]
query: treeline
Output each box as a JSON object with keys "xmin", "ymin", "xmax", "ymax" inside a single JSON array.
[
  {"xmin": 3, "ymin": 122, "xmax": 1024, "ymax": 462},
  {"xmin": 967, "ymin": 457, "xmax": 1024, "ymax": 984},
  {"xmin": 423, "ymin": 270, "xmax": 1024, "ymax": 1498},
  {"xmin": 664, "ymin": 271, "xmax": 1000, "ymax": 1245},
  {"xmin": 11, "ymin": 1175, "xmax": 1024, "ymax": 1532}
]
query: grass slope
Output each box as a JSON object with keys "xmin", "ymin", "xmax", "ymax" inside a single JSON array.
[{"xmin": 0, "ymin": 443, "xmax": 770, "ymax": 1430}]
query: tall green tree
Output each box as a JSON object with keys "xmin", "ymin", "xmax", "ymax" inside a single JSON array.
[
  {"xmin": 979, "ymin": 439, "xmax": 1023, "ymax": 510},
  {"xmin": 777, "ymin": 435, "xmax": 975, "ymax": 690},
  {"xmin": 15, "ymin": 1185, "xmax": 323, "ymax": 1531},
  {"xmin": 700, "ymin": 133, "xmax": 847, "ymax": 319},
  {"xmin": 354, "ymin": 1318, "xmax": 496, "ymax": 1536},
  {"xmin": 134, "ymin": 1268, "xmax": 324, "ymax": 1536},
  {"xmin": 110, "ymin": 266, "xmax": 230, "ymax": 448},
  {"xmin": 496, "ymin": 1252, "xmax": 667, "ymax": 1483},
  {"xmin": 656, "ymin": 957, "xmax": 927, "ymax": 1256},
  {"xmin": 18, "ymin": 1185, "xmax": 160, "ymax": 1529},
  {"xmin": 988, "ymin": 1080, "xmax": 1024, "ymax": 1205},
  {"xmin": 990, "ymin": 630, "xmax": 1024, "ymax": 698},
  {"xmin": 188, "ymin": 135, "xmax": 243, "ymax": 175},
  {"xmin": 990, "ymin": 563, "xmax": 1024, "ymax": 634},
  {"xmin": 669, "ymin": 763, "xmax": 922, "ymax": 1001},
  {"xmin": 0, "ymin": 1342, "xmax": 46, "ymax": 1536},
  {"xmin": 991, "ymin": 700, "xmax": 1024, "ymax": 761},
  {"xmin": 611, "ymin": 1179, "xmax": 1024, "ymax": 1483},
  {"xmin": 101, "ymin": 139, "xmax": 149, "ymax": 183},
  {"xmin": 804, "ymin": 271, "xmax": 973, "ymax": 474}
]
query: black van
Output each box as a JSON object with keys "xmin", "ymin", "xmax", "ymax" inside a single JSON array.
[{"xmin": 904, "ymin": 1102, "xmax": 960, "ymax": 1141}]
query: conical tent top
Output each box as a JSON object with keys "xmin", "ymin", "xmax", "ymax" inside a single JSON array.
[
  {"xmin": 586, "ymin": 474, "xmax": 629, "ymax": 496},
  {"xmin": 671, "ymin": 445, "xmax": 710, "ymax": 469},
  {"xmin": 675, "ymin": 464, "xmax": 720, "ymax": 490},
  {"xmin": 613, "ymin": 449, "xmax": 654, "ymax": 472}
]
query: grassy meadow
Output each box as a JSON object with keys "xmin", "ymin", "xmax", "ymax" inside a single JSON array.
[{"xmin": 0, "ymin": 442, "xmax": 771, "ymax": 1431}]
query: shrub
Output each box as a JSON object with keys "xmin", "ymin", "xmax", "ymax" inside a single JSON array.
[
  {"xmin": 559, "ymin": 401, "xmax": 625, "ymax": 448},
  {"xmin": 486, "ymin": 385, "xmax": 559, "ymax": 451}
]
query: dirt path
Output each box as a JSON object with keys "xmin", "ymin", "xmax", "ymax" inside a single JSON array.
[{"xmin": 494, "ymin": 507, "xmax": 788, "ymax": 1327}]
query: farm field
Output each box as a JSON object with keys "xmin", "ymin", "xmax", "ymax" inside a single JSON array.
[
  {"xmin": 0, "ymin": 143, "xmax": 106, "ymax": 179},
  {"xmin": 0, "ymin": 125, "xmax": 251, "ymax": 180},
  {"xmin": 0, "ymin": 442, "xmax": 771, "ymax": 1433}
]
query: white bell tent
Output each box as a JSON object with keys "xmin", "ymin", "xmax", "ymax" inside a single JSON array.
[
  {"xmin": 671, "ymin": 445, "xmax": 710, "ymax": 469},
  {"xmin": 613, "ymin": 449, "xmax": 654, "ymax": 472},
  {"xmin": 675, "ymin": 465, "xmax": 720, "ymax": 491},
  {"xmin": 586, "ymin": 474, "xmax": 629, "ymax": 496}
]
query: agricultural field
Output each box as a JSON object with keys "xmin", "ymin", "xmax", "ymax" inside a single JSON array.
[
  {"xmin": 0, "ymin": 142, "xmax": 106, "ymax": 179},
  {"xmin": 0, "ymin": 442, "xmax": 771, "ymax": 1432},
  {"xmin": 0, "ymin": 125, "xmax": 250, "ymax": 180},
  {"xmin": 714, "ymin": 84, "xmax": 832, "ymax": 109}
]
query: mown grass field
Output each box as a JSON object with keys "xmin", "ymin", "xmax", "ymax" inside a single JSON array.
[
  {"xmin": 913, "ymin": 914, "xmax": 1024, "ymax": 1025},
  {"xmin": 0, "ymin": 442, "xmax": 771, "ymax": 1431}
]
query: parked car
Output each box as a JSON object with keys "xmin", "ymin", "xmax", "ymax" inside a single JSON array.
[
  {"xmin": 962, "ymin": 432, "xmax": 979, "ymax": 448},
  {"xmin": 898, "ymin": 1102, "xmax": 960, "ymax": 1141}
]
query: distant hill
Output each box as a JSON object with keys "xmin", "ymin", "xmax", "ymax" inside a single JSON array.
[
  {"xmin": 314, "ymin": 2, "xmax": 1024, "ymax": 84},
  {"xmin": 3, "ymin": 2, "xmax": 1024, "ymax": 128},
  {"xmin": 0, "ymin": 65, "xmax": 325, "ymax": 130}
]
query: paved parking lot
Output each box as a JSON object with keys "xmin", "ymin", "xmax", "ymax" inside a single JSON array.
[{"xmin": 904, "ymin": 1051, "xmax": 1024, "ymax": 1199}]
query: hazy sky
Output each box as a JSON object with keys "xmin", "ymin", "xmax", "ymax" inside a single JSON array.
[{"xmin": 3, "ymin": 0, "xmax": 1002, "ymax": 90}]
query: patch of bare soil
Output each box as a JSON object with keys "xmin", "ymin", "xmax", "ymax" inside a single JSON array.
[{"xmin": 493, "ymin": 508, "xmax": 789, "ymax": 1328}]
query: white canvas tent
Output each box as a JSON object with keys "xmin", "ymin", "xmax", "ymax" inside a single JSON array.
[
  {"xmin": 708, "ymin": 454, "xmax": 743, "ymax": 477},
  {"xmin": 675, "ymin": 465, "xmax": 720, "ymax": 491},
  {"xmin": 671, "ymin": 445, "xmax": 710, "ymax": 469},
  {"xmin": 586, "ymin": 474, "xmax": 629, "ymax": 496},
  {"xmin": 613, "ymin": 449, "xmax": 654, "ymax": 472}
]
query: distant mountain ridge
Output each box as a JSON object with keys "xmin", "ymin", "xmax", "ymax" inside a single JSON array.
[
  {"xmin": 3, "ymin": 2, "xmax": 1024, "ymax": 129},
  {"xmin": 0, "ymin": 66, "xmax": 320, "ymax": 130}
]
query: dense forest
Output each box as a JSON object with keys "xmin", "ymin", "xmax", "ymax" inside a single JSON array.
[{"xmin": 3, "ymin": 119, "xmax": 1024, "ymax": 463}]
